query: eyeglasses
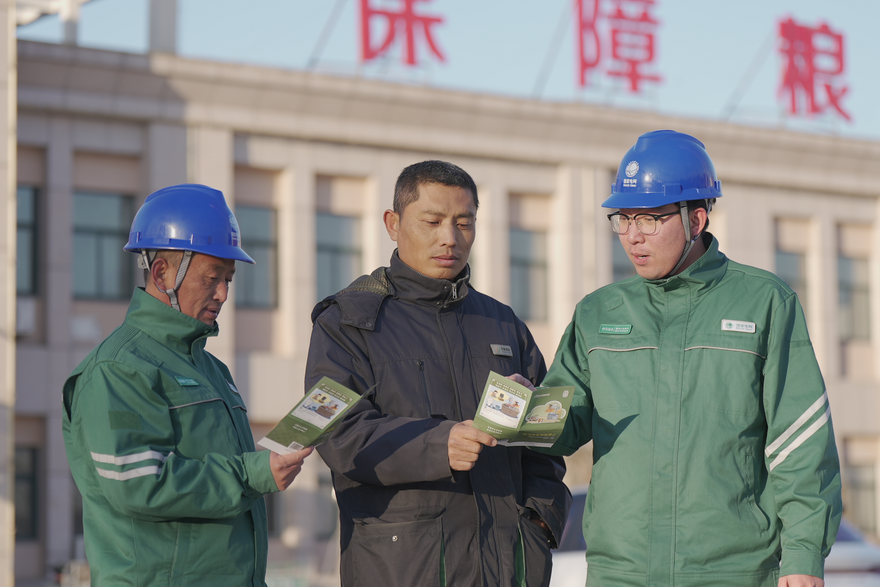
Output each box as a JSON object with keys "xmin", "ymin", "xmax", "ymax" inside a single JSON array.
[{"xmin": 607, "ymin": 211, "xmax": 679, "ymax": 235}]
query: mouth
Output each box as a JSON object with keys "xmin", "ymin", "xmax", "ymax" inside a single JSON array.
[
  {"xmin": 433, "ymin": 255, "xmax": 460, "ymax": 267},
  {"xmin": 631, "ymin": 253, "xmax": 649, "ymax": 265}
]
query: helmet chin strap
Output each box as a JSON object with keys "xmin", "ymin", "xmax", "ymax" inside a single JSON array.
[
  {"xmin": 140, "ymin": 250, "xmax": 193, "ymax": 312},
  {"xmin": 666, "ymin": 201, "xmax": 701, "ymax": 278}
]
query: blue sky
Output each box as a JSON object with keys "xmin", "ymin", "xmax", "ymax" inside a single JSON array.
[{"xmin": 17, "ymin": 0, "xmax": 880, "ymax": 142}]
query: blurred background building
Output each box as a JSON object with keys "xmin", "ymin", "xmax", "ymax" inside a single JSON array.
[{"xmin": 2, "ymin": 0, "xmax": 879, "ymax": 585}]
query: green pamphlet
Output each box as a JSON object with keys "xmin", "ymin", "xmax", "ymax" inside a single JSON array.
[
  {"xmin": 258, "ymin": 377, "xmax": 370, "ymax": 454},
  {"xmin": 472, "ymin": 371, "xmax": 574, "ymax": 447}
]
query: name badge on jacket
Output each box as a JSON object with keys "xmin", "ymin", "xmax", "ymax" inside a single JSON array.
[{"xmin": 491, "ymin": 344, "xmax": 513, "ymax": 357}]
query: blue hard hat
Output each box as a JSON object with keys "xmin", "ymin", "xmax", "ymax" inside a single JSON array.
[
  {"xmin": 602, "ymin": 130, "xmax": 723, "ymax": 209},
  {"xmin": 124, "ymin": 184, "xmax": 255, "ymax": 263}
]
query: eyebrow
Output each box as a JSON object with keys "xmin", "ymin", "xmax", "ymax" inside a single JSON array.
[{"xmin": 420, "ymin": 209, "xmax": 476, "ymax": 219}]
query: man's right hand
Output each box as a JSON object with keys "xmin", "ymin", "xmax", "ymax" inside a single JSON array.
[
  {"xmin": 448, "ymin": 420, "xmax": 497, "ymax": 471},
  {"xmin": 270, "ymin": 447, "xmax": 314, "ymax": 491}
]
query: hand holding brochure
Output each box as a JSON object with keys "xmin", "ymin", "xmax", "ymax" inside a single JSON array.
[
  {"xmin": 472, "ymin": 371, "xmax": 574, "ymax": 447},
  {"xmin": 258, "ymin": 377, "xmax": 371, "ymax": 454}
]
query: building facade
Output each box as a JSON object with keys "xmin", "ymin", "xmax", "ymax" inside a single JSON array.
[{"xmin": 5, "ymin": 37, "xmax": 880, "ymax": 583}]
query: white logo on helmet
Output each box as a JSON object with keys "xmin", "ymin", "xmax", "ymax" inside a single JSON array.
[{"xmin": 625, "ymin": 161, "xmax": 639, "ymax": 178}]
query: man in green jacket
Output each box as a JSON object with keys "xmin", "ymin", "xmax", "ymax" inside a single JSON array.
[
  {"xmin": 537, "ymin": 131, "xmax": 842, "ymax": 587},
  {"xmin": 62, "ymin": 184, "xmax": 313, "ymax": 586}
]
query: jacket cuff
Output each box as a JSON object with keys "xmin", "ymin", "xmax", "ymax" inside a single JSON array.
[
  {"xmin": 428, "ymin": 419, "xmax": 459, "ymax": 482},
  {"xmin": 780, "ymin": 549, "xmax": 824, "ymax": 579},
  {"xmin": 244, "ymin": 449, "xmax": 278, "ymax": 495}
]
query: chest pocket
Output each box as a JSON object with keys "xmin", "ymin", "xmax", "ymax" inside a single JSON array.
[
  {"xmin": 587, "ymin": 335, "xmax": 658, "ymax": 413},
  {"xmin": 166, "ymin": 386, "xmax": 244, "ymax": 459},
  {"xmin": 684, "ymin": 333, "xmax": 766, "ymax": 421}
]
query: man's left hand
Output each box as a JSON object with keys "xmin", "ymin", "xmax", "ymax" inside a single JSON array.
[
  {"xmin": 270, "ymin": 446, "xmax": 314, "ymax": 491},
  {"xmin": 778, "ymin": 575, "xmax": 823, "ymax": 587}
]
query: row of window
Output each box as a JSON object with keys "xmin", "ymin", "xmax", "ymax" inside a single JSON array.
[
  {"xmin": 15, "ymin": 188, "xmax": 551, "ymax": 320},
  {"xmin": 16, "ymin": 188, "xmax": 281, "ymax": 308},
  {"xmin": 13, "ymin": 187, "xmax": 874, "ymax": 340}
]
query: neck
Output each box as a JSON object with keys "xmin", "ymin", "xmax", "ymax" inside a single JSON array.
[{"xmin": 672, "ymin": 234, "xmax": 708, "ymax": 276}]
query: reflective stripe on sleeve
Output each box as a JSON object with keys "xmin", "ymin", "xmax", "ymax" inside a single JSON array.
[
  {"xmin": 765, "ymin": 391, "xmax": 829, "ymax": 458},
  {"xmin": 90, "ymin": 450, "xmax": 168, "ymax": 465},
  {"xmin": 96, "ymin": 466, "xmax": 161, "ymax": 481},
  {"xmin": 768, "ymin": 406, "xmax": 832, "ymax": 472}
]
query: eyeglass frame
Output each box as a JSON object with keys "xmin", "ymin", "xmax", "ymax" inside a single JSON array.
[{"xmin": 607, "ymin": 211, "xmax": 680, "ymax": 236}]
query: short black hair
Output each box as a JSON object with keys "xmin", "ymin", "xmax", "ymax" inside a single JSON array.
[{"xmin": 393, "ymin": 160, "xmax": 479, "ymax": 216}]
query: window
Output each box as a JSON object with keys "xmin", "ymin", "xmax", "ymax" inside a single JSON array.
[
  {"xmin": 839, "ymin": 255, "xmax": 870, "ymax": 342},
  {"xmin": 235, "ymin": 206, "xmax": 278, "ymax": 308},
  {"xmin": 776, "ymin": 251, "xmax": 808, "ymax": 312},
  {"xmin": 844, "ymin": 463, "xmax": 877, "ymax": 536},
  {"xmin": 510, "ymin": 228, "xmax": 548, "ymax": 321},
  {"xmin": 72, "ymin": 192, "xmax": 135, "ymax": 300},
  {"xmin": 17, "ymin": 186, "xmax": 38, "ymax": 295},
  {"xmin": 316, "ymin": 213, "xmax": 361, "ymax": 301},
  {"xmin": 14, "ymin": 447, "xmax": 39, "ymax": 541},
  {"xmin": 611, "ymin": 232, "xmax": 637, "ymax": 282},
  {"xmin": 775, "ymin": 218, "xmax": 810, "ymax": 316}
]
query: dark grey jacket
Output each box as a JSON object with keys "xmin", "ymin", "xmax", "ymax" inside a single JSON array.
[{"xmin": 306, "ymin": 252, "xmax": 570, "ymax": 587}]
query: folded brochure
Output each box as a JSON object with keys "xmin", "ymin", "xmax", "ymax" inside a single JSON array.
[
  {"xmin": 258, "ymin": 377, "xmax": 372, "ymax": 454},
  {"xmin": 473, "ymin": 371, "xmax": 574, "ymax": 447}
]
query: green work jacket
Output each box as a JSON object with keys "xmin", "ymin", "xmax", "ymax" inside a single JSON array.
[
  {"xmin": 62, "ymin": 288, "xmax": 277, "ymax": 586},
  {"xmin": 542, "ymin": 236, "xmax": 842, "ymax": 587}
]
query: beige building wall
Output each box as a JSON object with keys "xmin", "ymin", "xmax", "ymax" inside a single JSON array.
[
  {"xmin": 1, "ymin": 1, "xmax": 15, "ymax": 585},
  {"xmin": 5, "ymin": 37, "xmax": 880, "ymax": 582}
]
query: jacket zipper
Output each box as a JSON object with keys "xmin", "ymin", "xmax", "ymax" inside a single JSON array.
[{"xmin": 417, "ymin": 359, "xmax": 435, "ymax": 416}]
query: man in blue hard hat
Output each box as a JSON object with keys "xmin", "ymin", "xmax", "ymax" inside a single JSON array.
[
  {"xmin": 62, "ymin": 184, "xmax": 313, "ymax": 586},
  {"xmin": 531, "ymin": 131, "xmax": 842, "ymax": 587}
]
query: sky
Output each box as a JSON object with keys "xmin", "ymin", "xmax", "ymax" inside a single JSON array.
[{"xmin": 16, "ymin": 0, "xmax": 880, "ymax": 143}]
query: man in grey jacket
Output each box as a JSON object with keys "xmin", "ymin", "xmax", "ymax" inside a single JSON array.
[{"xmin": 306, "ymin": 160, "xmax": 570, "ymax": 587}]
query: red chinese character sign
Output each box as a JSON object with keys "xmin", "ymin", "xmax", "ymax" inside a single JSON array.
[
  {"xmin": 576, "ymin": 0, "xmax": 663, "ymax": 93},
  {"xmin": 360, "ymin": 0, "xmax": 446, "ymax": 66},
  {"xmin": 778, "ymin": 18, "xmax": 851, "ymax": 121}
]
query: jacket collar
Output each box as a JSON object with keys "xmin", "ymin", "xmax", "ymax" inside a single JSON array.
[
  {"xmin": 645, "ymin": 233, "xmax": 728, "ymax": 298},
  {"xmin": 388, "ymin": 249, "xmax": 471, "ymax": 308},
  {"xmin": 125, "ymin": 288, "xmax": 218, "ymax": 354}
]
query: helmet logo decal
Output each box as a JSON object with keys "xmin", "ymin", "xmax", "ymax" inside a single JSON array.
[{"xmin": 623, "ymin": 160, "xmax": 639, "ymax": 187}]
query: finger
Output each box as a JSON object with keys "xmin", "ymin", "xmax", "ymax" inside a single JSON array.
[{"xmin": 458, "ymin": 421, "xmax": 497, "ymax": 446}]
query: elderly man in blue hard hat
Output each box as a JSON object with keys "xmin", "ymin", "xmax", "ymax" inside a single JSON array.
[
  {"xmin": 526, "ymin": 131, "xmax": 842, "ymax": 587},
  {"xmin": 62, "ymin": 184, "xmax": 313, "ymax": 586}
]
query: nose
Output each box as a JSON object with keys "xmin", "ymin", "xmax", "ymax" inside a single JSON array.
[
  {"xmin": 625, "ymin": 225, "xmax": 645, "ymax": 244},
  {"xmin": 439, "ymin": 221, "xmax": 457, "ymax": 247},
  {"xmin": 215, "ymin": 280, "xmax": 230, "ymax": 303}
]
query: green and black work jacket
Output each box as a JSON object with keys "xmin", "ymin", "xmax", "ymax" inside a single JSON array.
[
  {"xmin": 62, "ymin": 288, "xmax": 277, "ymax": 586},
  {"xmin": 542, "ymin": 235, "xmax": 842, "ymax": 587}
]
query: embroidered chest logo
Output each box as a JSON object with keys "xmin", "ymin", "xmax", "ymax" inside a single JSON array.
[
  {"xmin": 491, "ymin": 344, "xmax": 513, "ymax": 357},
  {"xmin": 599, "ymin": 324, "xmax": 633, "ymax": 335},
  {"xmin": 721, "ymin": 319, "xmax": 756, "ymax": 333}
]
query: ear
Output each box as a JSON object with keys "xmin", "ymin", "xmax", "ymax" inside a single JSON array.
[
  {"xmin": 383, "ymin": 209, "xmax": 400, "ymax": 242},
  {"xmin": 149, "ymin": 257, "xmax": 171, "ymax": 292},
  {"xmin": 689, "ymin": 207, "xmax": 708, "ymax": 236}
]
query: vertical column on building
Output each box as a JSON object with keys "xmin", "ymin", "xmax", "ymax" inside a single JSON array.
[
  {"xmin": 0, "ymin": 0, "xmax": 16, "ymax": 581},
  {"xmin": 811, "ymin": 216, "xmax": 838, "ymax": 378},
  {"xmin": 146, "ymin": 122, "xmax": 187, "ymax": 199},
  {"xmin": 362, "ymin": 156, "xmax": 397, "ymax": 271},
  {"xmin": 590, "ymin": 166, "xmax": 613, "ymax": 290},
  {"xmin": 550, "ymin": 165, "xmax": 583, "ymax": 342},
  {"xmin": 187, "ymin": 126, "xmax": 237, "ymax": 371},
  {"xmin": 471, "ymin": 167, "xmax": 509, "ymax": 301},
  {"xmin": 45, "ymin": 118, "xmax": 75, "ymax": 570},
  {"xmin": 277, "ymin": 141, "xmax": 319, "ymax": 561}
]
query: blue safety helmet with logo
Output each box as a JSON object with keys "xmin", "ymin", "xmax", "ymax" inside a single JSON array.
[
  {"xmin": 124, "ymin": 183, "xmax": 254, "ymax": 312},
  {"xmin": 603, "ymin": 130, "xmax": 723, "ymax": 276}
]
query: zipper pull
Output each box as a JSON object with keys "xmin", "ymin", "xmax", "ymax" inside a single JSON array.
[{"xmin": 451, "ymin": 283, "xmax": 458, "ymax": 299}]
